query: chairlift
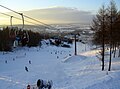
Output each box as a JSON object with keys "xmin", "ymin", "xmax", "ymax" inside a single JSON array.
[
  {"xmin": 9, "ymin": 16, "xmax": 16, "ymax": 39},
  {"xmin": 20, "ymin": 13, "xmax": 29, "ymax": 46},
  {"xmin": 9, "ymin": 13, "xmax": 29, "ymax": 47}
]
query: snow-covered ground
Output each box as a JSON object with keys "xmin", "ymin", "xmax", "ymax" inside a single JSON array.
[{"xmin": 0, "ymin": 41, "xmax": 120, "ymax": 89}]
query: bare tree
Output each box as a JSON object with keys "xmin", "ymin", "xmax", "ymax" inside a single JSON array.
[
  {"xmin": 91, "ymin": 5, "xmax": 107, "ymax": 71},
  {"xmin": 92, "ymin": 0, "xmax": 119, "ymax": 71},
  {"xmin": 106, "ymin": 0, "xmax": 119, "ymax": 71}
]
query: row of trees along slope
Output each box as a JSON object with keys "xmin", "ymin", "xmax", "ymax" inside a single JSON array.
[
  {"xmin": 91, "ymin": 0, "xmax": 120, "ymax": 71},
  {"xmin": 0, "ymin": 27, "xmax": 43, "ymax": 51}
]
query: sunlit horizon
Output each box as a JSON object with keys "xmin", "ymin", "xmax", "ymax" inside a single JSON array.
[{"xmin": 0, "ymin": 0, "xmax": 120, "ymax": 25}]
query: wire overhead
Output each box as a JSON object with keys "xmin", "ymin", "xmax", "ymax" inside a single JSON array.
[
  {"xmin": 0, "ymin": 4, "xmax": 59, "ymax": 30},
  {"xmin": 0, "ymin": 12, "xmax": 47, "ymax": 30}
]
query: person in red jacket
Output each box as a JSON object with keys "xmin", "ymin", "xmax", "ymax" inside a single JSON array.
[{"xmin": 27, "ymin": 84, "xmax": 30, "ymax": 89}]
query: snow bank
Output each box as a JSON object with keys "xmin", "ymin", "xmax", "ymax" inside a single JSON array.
[
  {"xmin": 85, "ymin": 71, "xmax": 120, "ymax": 89},
  {"xmin": 80, "ymin": 49, "xmax": 100, "ymax": 56},
  {"xmin": 0, "ymin": 41, "xmax": 120, "ymax": 89},
  {"xmin": 63, "ymin": 55, "xmax": 87, "ymax": 63}
]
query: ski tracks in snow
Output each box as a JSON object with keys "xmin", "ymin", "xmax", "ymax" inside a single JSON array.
[{"xmin": 0, "ymin": 75, "xmax": 26, "ymax": 88}]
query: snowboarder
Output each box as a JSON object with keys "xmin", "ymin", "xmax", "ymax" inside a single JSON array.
[
  {"xmin": 5, "ymin": 60, "xmax": 7, "ymax": 63},
  {"xmin": 13, "ymin": 58, "xmax": 15, "ymax": 61},
  {"xmin": 37, "ymin": 79, "xmax": 52, "ymax": 89},
  {"xmin": 25, "ymin": 66, "xmax": 29, "ymax": 72},
  {"xmin": 29, "ymin": 60, "xmax": 31, "ymax": 64},
  {"xmin": 57, "ymin": 56, "xmax": 59, "ymax": 59}
]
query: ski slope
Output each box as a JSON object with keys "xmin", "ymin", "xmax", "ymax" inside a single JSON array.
[{"xmin": 0, "ymin": 42, "xmax": 120, "ymax": 89}]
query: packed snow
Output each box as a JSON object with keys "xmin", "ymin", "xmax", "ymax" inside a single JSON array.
[{"xmin": 0, "ymin": 41, "xmax": 120, "ymax": 89}]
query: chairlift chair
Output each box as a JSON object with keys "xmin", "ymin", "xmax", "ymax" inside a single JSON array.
[{"xmin": 9, "ymin": 13, "xmax": 29, "ymax": 47}]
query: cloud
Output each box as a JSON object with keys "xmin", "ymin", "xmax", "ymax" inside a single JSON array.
[
  {"xmin": 24, "ymin": 7, "xmax": 94, "ymax": 24},
  {"xmin": 0, "ymin": 7, "xmax": 94, "ymax": 25},
  {"xmin": 22, "ymin": 7, "xmax": 94, "ymax": 24}
]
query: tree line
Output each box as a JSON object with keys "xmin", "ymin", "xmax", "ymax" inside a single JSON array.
[
  {"xmin": 0, "ymin": 27, "xmax": 43, "ymax": 51},
  {"xmin": 91, "ymin": 0, "xmax": 120, "ymax": 71}
]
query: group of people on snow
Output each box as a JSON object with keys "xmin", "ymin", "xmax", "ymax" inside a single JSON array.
[{"xmin": 27, "ymin": 79, "xmax": 52, "ymax": 89}]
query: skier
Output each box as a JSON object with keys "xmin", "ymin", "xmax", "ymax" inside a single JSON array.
[
  {"xmin": 29, "ymin": 60, "xmax": 31, "ymax": 64},
  {"xmin": 37, "ymin": 79, "xmax": 52, "ymax": 89},
  {"xmin": 25, "ymin": 66, "xmax": 29, "ymax": 72},
  {"xmin": 27, "ymin": 84, "xmax": 30, "ymax": 89},
  {"xmin": 5, "ymin": 60, "xmax": 7, "ymax": 63}
]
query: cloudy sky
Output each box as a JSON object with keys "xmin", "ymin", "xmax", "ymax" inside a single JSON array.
[{"xmin": 0, "ymin": 0, "xmax": 120, "ymax": 25}]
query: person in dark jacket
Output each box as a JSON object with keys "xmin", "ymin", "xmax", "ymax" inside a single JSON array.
[
  {"xmin": 37, "ymin": 79, "xmax": 52, "ymax": 89},
  {"xmin": 25, "ymin": 66, "xmax": 29, "ymax": 72}
]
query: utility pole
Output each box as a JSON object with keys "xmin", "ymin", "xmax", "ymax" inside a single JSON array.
[{"xmin": 74, "ymin": 34, "xmax": 77, "ymax": 55}]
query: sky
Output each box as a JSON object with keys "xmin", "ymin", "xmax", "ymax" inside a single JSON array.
[{"xmin": 0, "ymin": 0, "xmax": 120, "ymax": 25}]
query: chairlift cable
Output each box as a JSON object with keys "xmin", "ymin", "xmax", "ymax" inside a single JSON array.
[
  {"xmin": 0, "ymin": 12, "xmax": 46, "ymax": 32},
  {"xmin": 0, "ymin": 4, "xmax": 59, "ymax": 30},
  {"xmin": 0, "ymin": 5, "xmax": 21, "ymax": 15}
]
